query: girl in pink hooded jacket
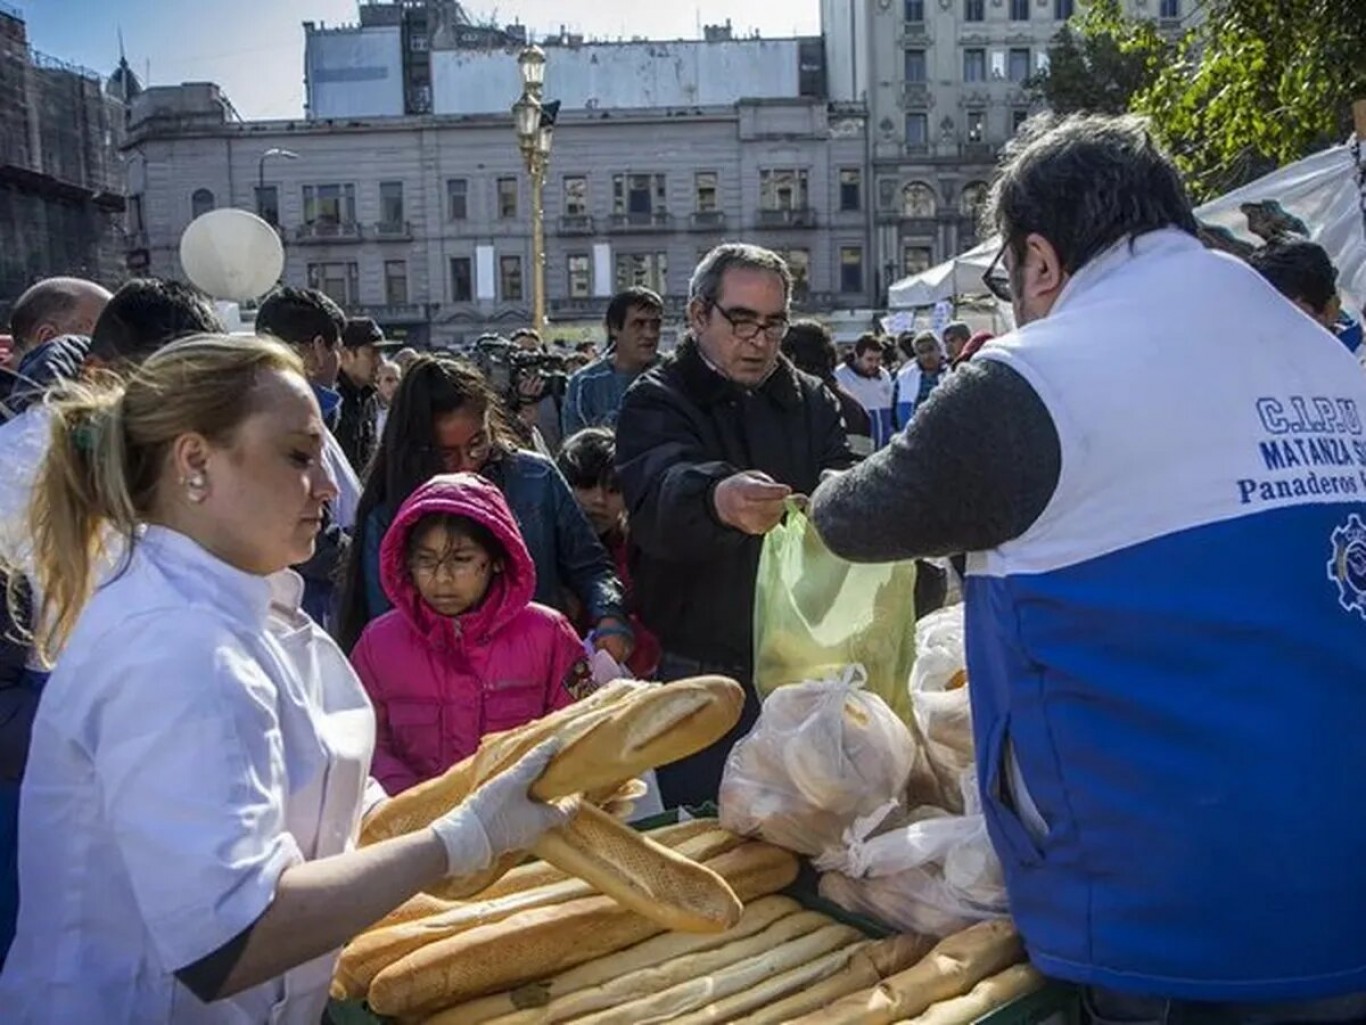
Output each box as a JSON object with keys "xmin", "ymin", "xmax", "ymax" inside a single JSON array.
[{"xmin": 351, "ymin": 473, "xmax": 593, "ymax": 794}]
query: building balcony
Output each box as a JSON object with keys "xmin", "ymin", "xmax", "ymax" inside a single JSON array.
[
  {"xmin": 295, "ymin": 221, "xmax": 363, "ymax": 243},
  {"xmin": 558, "ymin": 214, "xmax": 596, "ymax": 235},
  {"xmin": 902, "ymin": 82, "xmax": 931, "ymax": 108},
  {"xmin": 689, "ymin": 210, "xmax": 728, "ymax": 231},
  {"xmin": 373, "ymin": 220, "xmax": 414, "ymax": 240},
  {"xmin": 357, "ymin": 302, "xmax": 430, "ymax": 325},
  {"xmin": 756, "ymin": 207, "xmax": 817, "ymax": 230},
  {"xmin": 124, "ymin": 228, "xmax": 149, "ymax": 252},
  {"xmin": 549, "ymin": 296, "xmax": 604, "ymax": 316},
  {"xmin": 607, "ymin": 211, "xmax": 675, "ymax": 233},
  {"xmin": 960, "ymin": 141, "xmax": 998, "ymax": 161}
]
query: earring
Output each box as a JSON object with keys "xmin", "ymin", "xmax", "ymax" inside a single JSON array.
[{"xmin": 182, "ymin": 472, "xmax": 208, "ymax": 504}]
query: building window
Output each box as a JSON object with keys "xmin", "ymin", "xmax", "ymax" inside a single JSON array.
[
  {"xmin": 613, "ymin": 173, "xmax": 667, "ymax": 217},
  {"xmin": 1008, "ymin": 48, "xmax": 1032, "ymax": 83},
  {"xmin": 563, "ymin": 176, "xmax": 588, "ymax": 216},
  {"xmin": 905, "ymin": 114, "xmax": 929, "ymax": 150},
  {"xmin": 963, "ymin": 48, "xmax": 986, "ymax": 83},
  {"xmin": 839, "ymin": 169, "xmax": 862, "ymax": 212},
  {"xmin": 960, "ymin": 181, "xmax": 990, "ymax": 220},
  {"xmin": 384, "ymin": 260, "xmax": 408, "ymax": 305},
  {"xmin": 990, "ymin": 50, "xmax": 1007, "ymax": 80},
  {"xmin": 1159, "ymin": 0, "xmax": 1180, "ymax": 15},
  {"xmin": 839, "ymin": 247, "xmax": 864, "ymax": 294},
  {"xmin": 760, "ymin": 169, "xmax": 809, "ymax": 211},
  {"xmin": 1009, "ymin": 0, "xmax": 1030, "ymax": 20},
  {"xmin": 307, "ymin": 261, "xmax": 359, "ymax": 306},
  {"xmin": 191, "ymin": 188, "xmax": 215, "ymax": 219},
  {"xmin": 410, "ymin": 34, "xmax": 430, "ymax": 52},
  {"xmin": 303, "ymin": 184, "xmax": 356, "ymax": 226},
  {"xmin": 778, "ymin": 249, "xmax": 811, "ymax": 301},
  {"xmin": 500, "ymin": 255, "xmax": 523, "ymax": 301},
  {"xmin": 695, "ymin": 171, "xmax": 719, "ymax": 212},
  {"xmin": 615, "ymin": 252, "xmax": 668, "ymax": 294},
  {"xmin": 964, "ymin": 0, "xmax": 985, "ymax": 21},
  {"xmin": 497, "ymin": 177, "xmax": 519, "ymax": 219},
  {"xmin": 128, "ymin": 194, "xmax": 145, "ymax": 233},
  {"xmin": 568, "ymin": 254, "xmax": 592, "ymax": 298},
  {"xmin": 903, "ymin": 245, "xmax": 933, "ymax": 275},
  {"xmin": 878, "ymin": 178, "xmax": 897, "ymax": 211},
  {"xmin": 1055, "ymin": 0, "xmax": 1075, "ymax": 18},
  {"xmin": 903, "ymin": 181, "xmax": 937, "ymax": 218},
  {"xmin": 904, "ymin": 48, "xmax": 927, "ymax": 83},
  {"xmin": 1012, "ymin": 108, "xmax": 1031, "ymax": 134},
  {"xmin": 255, "ymin": 185, "xmax": 279, "ymax": 227},
  {"xmin": 450, "ymin": 257, "xmax": 473, "ymax": 302},
  {"xmin": 967, "ymin": 108, "xmax": 986, "ymax": 144},
  {"xmin": 904, "ymin": 0, "xmax": 925, "ymax": 21},
  {"xmin": 379, "ymin": 181, "xmax": 405, "ymax": 228},
  {"xmin": 447, "ymin": 178, "xmax": 468, "ymax": 220}
]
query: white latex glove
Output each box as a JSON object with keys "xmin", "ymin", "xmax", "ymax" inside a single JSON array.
[{"xmin": 429, "ymin": 740, "xmax": 575, "ymax": 878}]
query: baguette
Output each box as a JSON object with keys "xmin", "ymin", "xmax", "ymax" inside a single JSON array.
[
  {"xmin": 334, "ymin": 826, "xmax": 745, "ymax": 1000},
  {"xmin": 530, "ymin": 804, "xmax": 742, "ymax": 933},
  {"xmin": 728, "ymin": 932, "xmax": 938, "ymax": 1025},
  {"xmin": 361, "ymin": 678, "xmax": 742, "ymax": 848},
  {"xmin": 431, "ymin": 897, "xmax": 805, "ymax": 1025},
  {"xmin": 784, "ymin": 919, "xmax": 1024, "ymax": 1025},
  {"xmin": 891, "ymin": 963, "xmax": 1045, "ymax": 1025},
  {"xmin": 368, "ymin": 841, "xmax": 799, "ymax": 1018},
  {"xmin": 569, "ymin": 922, "xmax": 865, "ymax": 1025},
  {"xmin": 361, "ymin": 681, "xmax": 646, "ymax": 845},
  {"xmin": 668, "ymin": 938, "xmax": 876, "ymax": 1025},
  {"xmin": 425, "ymin": 817, "xmax": 725, "ymax": 903}
]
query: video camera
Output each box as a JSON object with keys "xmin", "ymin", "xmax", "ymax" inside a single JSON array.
[{"xmin": 469, "ymin": 334, "xmax": 571, "ymax": 410}]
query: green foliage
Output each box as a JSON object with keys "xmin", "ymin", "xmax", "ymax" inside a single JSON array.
[
  {"xmin": 1027, "ymin": 0, "xmax": 1174, "ymax": 117},
  {"xmin": 1133, "ymin": 0, "xmax": 1365, "ymax": 200}
]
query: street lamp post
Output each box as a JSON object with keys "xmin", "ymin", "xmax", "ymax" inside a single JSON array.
[
  {"xmin": 257, "ymin": 147, "xmax": 299, "ymax": 221},
  {"xmin": 514, "ymin": 46, "xmax": 553, "ymax": 335}
]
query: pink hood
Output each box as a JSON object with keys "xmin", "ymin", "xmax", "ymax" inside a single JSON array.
[{"xmin": 380, "ymin": 473, "xmax": 537, "ymax": 648}]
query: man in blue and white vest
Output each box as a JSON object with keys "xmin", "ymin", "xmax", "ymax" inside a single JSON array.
[
  {"xmin": 834, "ymin": 333, "xmax": 896, "ymax": 448},
  {"xmin": 810, "ymin": 113, "xmax": 1366, "ymax": 1023}
]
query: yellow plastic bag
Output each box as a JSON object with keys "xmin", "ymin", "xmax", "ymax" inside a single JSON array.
[{"xmin": 752, "ymin": 502, "xmax": 919, "ymax": 726}]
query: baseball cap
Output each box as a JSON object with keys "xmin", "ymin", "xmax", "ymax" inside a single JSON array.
[{"xmin": 342, "ymin": 317, "xmax": 402, "ymax": 350}]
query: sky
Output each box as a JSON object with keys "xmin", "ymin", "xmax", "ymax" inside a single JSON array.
[{"xmin": 14, "ymin": 0, "xmax": 822, "ymax": 119}]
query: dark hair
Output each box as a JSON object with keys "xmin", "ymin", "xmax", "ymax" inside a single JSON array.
[
  {"xmin": 853, "ymin": 333, "xmax": 883, "ymax": 358},
  {"xmin": 405, "ymin": 511, "xmax": 504, "ymax": 566},
  {"xmin": 9, "ymin": 278, "xmax": 101, "ymax": 351},
  {"xmin": 87, "ymin": 279, "xmax": 222, "ymax": 364},
  {"xmin": 986, "ymin": 113, "xmax": 1199, "ymax": 275},
  {"xmin": 336, "ymin": 354, "xmax": 518, "ymax": 650},
  {"xmin": 781, "ymin": 319, "xmax": 837, "ymax": 381},
  {"xmin": 605, "ymin": 287, "xmax": 664, "ymax": 336},
  {"xmin": 943, "ymin": 321, "xmax": 971, "ymax": 343},
  {"xmin": 557, "ymin": 427, "xmax": 618, "ymax": 491},
  {"xmin": 1246, "ymin": 239, "xmax": 1339, "ymax": 315},
  {"xmin": 255, "ymin": 286, "xmax": 345, "ymax": 348},
  {"xmin": 896, "ymin": 331, "xmax": 919, "ymax": 360},
  {"xmin": 690, "ymin": 244, "xmax": 793, "ymax": 307}
]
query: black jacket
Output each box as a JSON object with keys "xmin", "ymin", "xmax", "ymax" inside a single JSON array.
[
  {"xmin": 616, "ymin": 338, "xmax": 855, "ymax": 669},
  {"xmin": 335, "ymin": 374, "xmax": 379, "ymax": 474}
]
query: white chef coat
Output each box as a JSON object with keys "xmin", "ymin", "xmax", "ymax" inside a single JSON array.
[{"xmin": 0, "ymin": 526, "xmax": 381, "ymax": 1025}]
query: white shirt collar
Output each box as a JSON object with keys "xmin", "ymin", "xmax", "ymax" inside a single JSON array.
[{"xmin": 139, "ymin": 526, "xmax": 275, "ymax": 630}]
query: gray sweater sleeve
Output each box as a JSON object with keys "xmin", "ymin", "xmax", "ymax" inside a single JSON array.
[{"xmin": 809, "ymin": 359, "xmax": 1061, "ymax": 563}]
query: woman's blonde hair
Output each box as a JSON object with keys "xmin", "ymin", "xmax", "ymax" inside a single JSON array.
[{"xmin": 22, "ymin": 333, "xmax": 303, "ymax": 665}]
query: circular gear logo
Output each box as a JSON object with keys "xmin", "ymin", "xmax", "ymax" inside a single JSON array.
[{"xmin": 1327, "ymin": 513, "xmax": 1366, "ymax": 620}]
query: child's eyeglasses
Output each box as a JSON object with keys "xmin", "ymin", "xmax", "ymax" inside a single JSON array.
[{"xmin": 409, "ymin": 553, "xmax": 489, "ymax": 578}]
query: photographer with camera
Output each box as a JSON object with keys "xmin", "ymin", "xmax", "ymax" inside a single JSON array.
[{"xmin": 506, "ymin": 329, "xmax": 568, "ymax": 453}]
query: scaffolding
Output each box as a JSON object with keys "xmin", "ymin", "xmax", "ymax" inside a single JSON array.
[{"xmin": 0, "ymin": 7, "xmax": 126, "ymax": 321}]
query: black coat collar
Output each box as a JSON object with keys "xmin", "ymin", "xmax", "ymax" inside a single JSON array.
[{"xmin": 671, "ymin": 336, "xmax": 803, "ymax": 410}]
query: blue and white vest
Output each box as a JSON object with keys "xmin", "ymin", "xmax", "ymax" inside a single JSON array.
[
  {"xmin": 893, "ymin": 362, "xmax": 946, "ymax": 428},
  {"xmin": 834, "ymin": 363, "xmax": 895, "ymax": 448},
  {"xmin": 965, "ymin": 229, "xmax": 1366, "ymax": 1001}
]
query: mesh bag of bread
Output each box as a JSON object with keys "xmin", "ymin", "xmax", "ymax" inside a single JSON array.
[{"xmin": 719, "ymin": 668, "xmax": 925, "ymax": 859}]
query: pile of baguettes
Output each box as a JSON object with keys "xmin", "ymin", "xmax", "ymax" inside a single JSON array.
[{"xmin": 334, "ymin": 678, "xmax": 1043, "ymax": 1023}]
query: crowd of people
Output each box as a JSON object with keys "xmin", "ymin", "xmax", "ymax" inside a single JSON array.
[{"xmin": 0, "ymin": 110, "xmax": 1364, "ymax": 1024}]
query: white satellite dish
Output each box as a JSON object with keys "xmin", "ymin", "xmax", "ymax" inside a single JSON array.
[{"xmin": 179, "ymin": 208, "xmax": 285, "ymax": 303}]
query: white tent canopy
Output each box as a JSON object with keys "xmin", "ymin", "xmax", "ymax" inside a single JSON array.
[{"xmin": 887, "ymin": 140, "xmax": 1364, "ymax": 311}]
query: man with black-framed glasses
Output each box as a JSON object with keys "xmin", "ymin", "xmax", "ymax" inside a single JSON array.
[
  {"xmin": 810, "ymin": 113, "xmax": 1366, "ymax": 1024},
  {"xmin": 616, "ymin": 243, "xmax": 855, "ymax": 808}
]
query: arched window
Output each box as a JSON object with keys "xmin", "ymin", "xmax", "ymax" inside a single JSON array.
[
  {"xmin": 191, "ymin": 188, "xmax": 216, "ymax": 219},
  {"xmin": 960, "ymin": 181, "xmax": 989, "ymax": 219},
  {"xmin": 902, "ymin": 181, "xmax": 937, "ymax": 219}
]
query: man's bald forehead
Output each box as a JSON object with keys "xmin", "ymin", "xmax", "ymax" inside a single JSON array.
[{"xmin": 9, "ymin": 277, "xmax": 112, "ymax": 349}]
